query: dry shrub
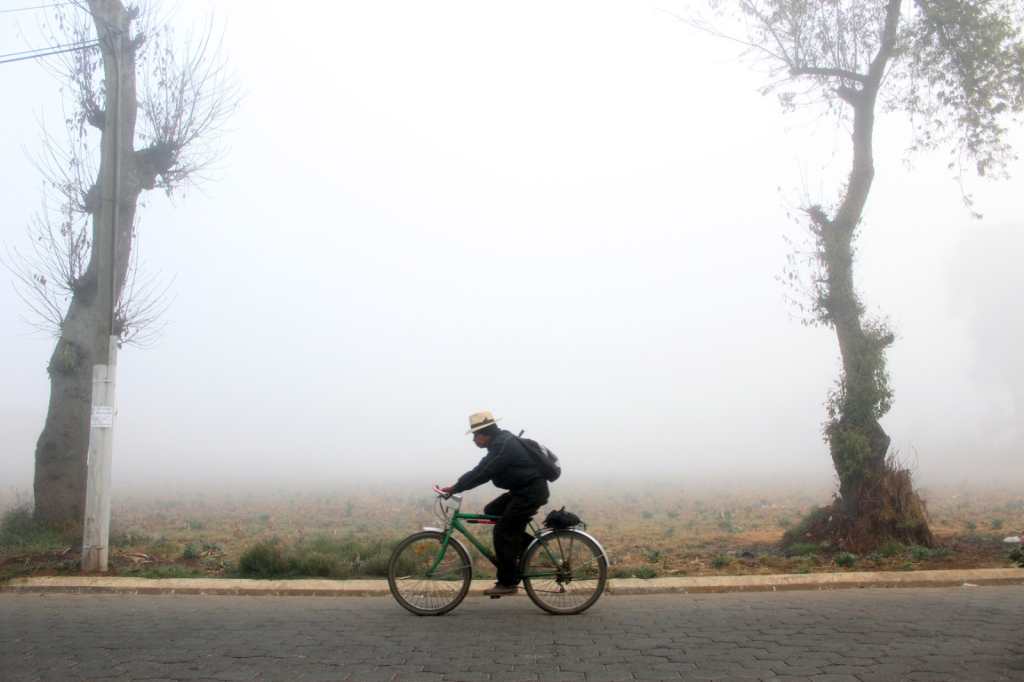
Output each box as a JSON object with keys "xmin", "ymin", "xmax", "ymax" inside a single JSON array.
[{"xmin": 783, "ymin": 457, "xmax": 934, "ymax": 553}]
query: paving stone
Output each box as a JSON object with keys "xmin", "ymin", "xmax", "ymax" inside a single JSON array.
[{"xmin": 0, "ymin": 588, "xmax": 1021, "ymax": 682}]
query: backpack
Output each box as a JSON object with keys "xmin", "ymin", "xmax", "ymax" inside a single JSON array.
[
  {"xmin": 543, "ymin": 506, "xmax": 582, "ymax": 529},
  {"xmin": 516, "ymin": 431, "xmax": 561, "ymax": 482}
]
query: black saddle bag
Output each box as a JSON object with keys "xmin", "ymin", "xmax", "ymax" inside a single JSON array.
[{"xmin": 543, "ymin": 506, "xmax": 583, "ymax": 530}]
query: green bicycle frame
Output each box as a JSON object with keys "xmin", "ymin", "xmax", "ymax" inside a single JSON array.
[{"xmin": 426, "ymin": 506, "xmax": 563, "ymax": 579}]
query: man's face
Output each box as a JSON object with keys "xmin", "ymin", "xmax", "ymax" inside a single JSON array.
[{"xmin": 472, "ymin": 431, "xmax": 490, "ymax": 449}]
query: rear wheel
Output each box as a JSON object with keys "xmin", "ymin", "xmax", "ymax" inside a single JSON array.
[
  {"xmin": 521, "ymin": 530, "xmax": 607, "ymax": 614},
  {"xmin": 387, "ymin": 531, "xmax": 472, "ymax": 616}
]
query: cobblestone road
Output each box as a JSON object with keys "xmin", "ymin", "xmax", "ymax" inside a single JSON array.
[{"xmin": 2, "ymin": 586, "xmax": 1022, "ymax": 681}]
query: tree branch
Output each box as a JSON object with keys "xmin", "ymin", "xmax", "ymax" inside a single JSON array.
[
  {"xmin": 867, "ymin": 0, "xmax": 903, "ymax": 86},
  {"xmin": 791, "ymin": 66, "xmax": 867, "ymax": 83}
]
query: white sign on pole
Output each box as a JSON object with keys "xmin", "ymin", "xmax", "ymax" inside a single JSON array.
[{"xmin": 90, "ymin": 406, "xmax": 115, "ymax": 428}]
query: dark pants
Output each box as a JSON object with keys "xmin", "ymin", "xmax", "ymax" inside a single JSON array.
[{"xmin": 483, "ymin": 478, "xmax": 549, "ymax": 587}]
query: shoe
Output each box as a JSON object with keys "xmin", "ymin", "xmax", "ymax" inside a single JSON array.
[{"xmin": 483, "ymin": 583, "xmax": 518, "ymax": 596}]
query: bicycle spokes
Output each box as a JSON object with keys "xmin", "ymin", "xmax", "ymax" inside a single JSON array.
[
  {"xmin": 522, "ymin": 530, "xmax": 607, "ymax": 614},
  {"xmin": 388, "ymin": 531, "xmax": 473, "ymax": 616}
]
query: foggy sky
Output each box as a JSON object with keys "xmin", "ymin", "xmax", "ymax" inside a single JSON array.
[{"xmin": 1, "ymin": 1, "xmax": 1021, "ymax": 499}]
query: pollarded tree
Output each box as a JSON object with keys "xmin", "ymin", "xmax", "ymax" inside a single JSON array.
[
  {"xmin": 18, "ymin": 0, "xmax": 236, "ymax": 527},
  {"xmin": 702, "ymin": 0, "xmax": 1023, "ymax": 550}
]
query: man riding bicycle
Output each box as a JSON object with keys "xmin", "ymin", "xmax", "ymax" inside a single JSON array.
[{"xmin": 439, "ymin": 411, "xmax": 550, "ymax": 597}]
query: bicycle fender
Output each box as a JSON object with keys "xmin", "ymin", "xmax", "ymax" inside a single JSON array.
[{"xmin": 524, "ymin": 528, "xmax": 609, "ymax": 564}]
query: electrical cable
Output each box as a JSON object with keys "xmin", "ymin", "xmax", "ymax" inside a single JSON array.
[
  {"xmin": 0, "ymin": 38, "xmax": 96, "ymax": 59},
  {"xmin": 0, "ymin": 39, "xmax": 97, "ymax": 65},
  {"xmin": 0, "ymin": 2, "xmax": 75, "ymax": 14}
]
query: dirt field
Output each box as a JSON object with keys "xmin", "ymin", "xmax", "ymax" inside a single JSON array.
[{"xmin": 2, "ymin": 479, "xmax": 1022, "ymax": 580}]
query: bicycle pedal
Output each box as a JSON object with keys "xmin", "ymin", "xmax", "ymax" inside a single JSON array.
[{"xmin": 489, "ymin": 595, "xmax": 502, "ymax": 599}]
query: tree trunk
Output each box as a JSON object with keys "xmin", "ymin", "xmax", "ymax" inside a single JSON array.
[
  {"xmin": 33, "ymin": 0, "xmax": 139, "ymax": 528},
  {"xmin": 797, "ymin": 0, "xmax": 934, "ymax": 549},
  {"xmin": 33, "ymin": 307, "xmax": 97, "ymax": 527}
]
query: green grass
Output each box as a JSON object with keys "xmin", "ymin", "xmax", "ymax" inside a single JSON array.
[
  {"xmin": 783, "ymin": 542, "xmax": 819, "ymax": 557},
  {"xmin": 878, "ymin": 540, "xmax": 904, "ymax": 558},
  {"xmin": 0, "ymin": 506, "xmax": 66, "ymax": 554},
  {"xmin": 109, "ymin": 529, "xmax": 155, "ymax": 547},
  {"xmin": 631, "ymin": 565, "xmax": 658, "ymax": 579},
  {"xmin": 0, "ymin": 506, "xmax": 74, "ymax": 581},
  {"xmin": 834, "ymin": 552, "xmax": 856, "ymax": 568},
  {"xmin": 237, "ymin": 535, "xmax": 399, "ymax": 579},
  {"xmin": 642, "ymin": 548, "xmax": 661, "ymax": 563},
  {"xmin": 124, "ymin": 565, "xmax": 203, "ymax": 579}
]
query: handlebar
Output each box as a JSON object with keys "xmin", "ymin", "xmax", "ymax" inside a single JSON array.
[{"xmin": 432, "ymin": 485, "xmax": 463, "ymax": 507}]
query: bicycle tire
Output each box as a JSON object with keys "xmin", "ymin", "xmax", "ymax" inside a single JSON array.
[
  {"xmin": 521, "ymin": 529, "xmax": 607, "ymax": 615},
  {"xmin": 387, "ymin": 530, "xmax": 472, "ymax": 616}
]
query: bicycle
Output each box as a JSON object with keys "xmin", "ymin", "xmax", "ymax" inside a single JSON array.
[{"xmin": 387, "ymin": 486, "xmax": 608, "ymax": 616}]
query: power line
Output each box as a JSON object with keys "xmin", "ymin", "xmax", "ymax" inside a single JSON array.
[
  {"xmin": 0, "ymin": 38, "xmax": 95, "ymax": 59},
  {"xmin": 0, "ymin": 2, "xmax": 75, "ymax": 14},
  {"xmin": 0, "ymin": 39, "xmax": 97, "ymax": 65}
]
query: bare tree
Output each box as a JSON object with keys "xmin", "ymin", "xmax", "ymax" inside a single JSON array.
[
  {"xmin": 699, "ymin": 0, "xmax": 1023, "ymax": 550},
  {"xmin": 16, "ymin": 0, "xmax": 237, "ymax": 527}
]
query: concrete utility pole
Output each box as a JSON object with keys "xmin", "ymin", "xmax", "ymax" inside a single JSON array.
[{"xmin": 82, "ymin": 0, "xmax": 130, "ymax": 573}]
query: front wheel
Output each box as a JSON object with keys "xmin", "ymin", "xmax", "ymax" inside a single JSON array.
[
  {"xmin": 387, "ymin": 531, "xmax": 472, "ymax": 616},
  {"xmin": 521, "ymin": 530, "xmax": 607, "ymax": 615}
]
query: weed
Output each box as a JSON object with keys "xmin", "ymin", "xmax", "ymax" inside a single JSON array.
[
  {"xmin": 666, "ymin": 511, "xmax": 680, "ymax": 520},
  {"xmin": 1010, "ymin": 546, "xmax": 1024, "ymax": 567},
  {"xmin": 0, "ymin": 506, "xmax": 65, "ymax": 553},
  {"xmin": 238, "ymin": 539, "xmax": 289, "ymax": 578},
  {"xmin": 908, "ymin": 545, "xmax": 935, "ymax": 561},
  {"xmin": 711, "ymin": 555, "xmax": 731, "ymax": 569},
  {"xmin": 128, "ymin": 565, "xmax": 202, "ymax": 579},
  {"xmin": 641, "ymin": 510, "xmax": 654, "ymax": 520},
  {"xmin": 717, "ymin": 510, "xmax": 737, "ymax": 533},
  {"xmin": 878, "ymin": 540, "xmax": 903, "ymax": 558},
  {"xmin": 109, "ymin": 530, "xmax": 154, "ymax": 547},
  {"xmin": 990, "ymin": 518, "xmax": 1004, "ymax": 530},
  {"xmin": 236, "ymin": 535, "xmax": 397, "ymax": 579},
  {"xmin": 965, "ymin": 520, "xmax": 977, "ymax": 532},
  {"xmin": 783, "ymin": 542, "xmax": 819, "ymax": 557},
  {"xmin": 642, "ymin": 548, "xmax": 661, "ymax": 563},
  {"xmin": 835, "ymin": 552, "xmax": 856, "ymax": 568},
  {"xmin": 147, "ymin": 537, "xmax": 179, "ymax": 558},
  {"xmin": 632, "ymin": 566, "xmax": 658, "ymax": 579},
  {"xmin": 182, "ymin": 543, "xmax": 200, "ymax": 561},
  {"xmin": 777, "ymin": 516, "xmax": 793, "ymax": 529},
  {"xmin": 294, "ymin": 551, "xmax": 342, "ymax": 578},
  {"xmin": 184, "ymin": 519, "xmax": 205, "ymax": 531}
]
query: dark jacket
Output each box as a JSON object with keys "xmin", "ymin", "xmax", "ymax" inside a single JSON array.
[{"xmin": 451, "ymin": 429, "xmax": 543, "ymax": 493}]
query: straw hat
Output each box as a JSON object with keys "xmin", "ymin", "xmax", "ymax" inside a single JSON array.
[{"xmin": 466, "ymin": 411, "xmax": 501, "ymax": 434}]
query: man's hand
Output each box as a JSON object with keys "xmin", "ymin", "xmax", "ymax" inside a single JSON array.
[{"xmin": 433, "ymin": 484, "xmax": 455, "ymax": 499}]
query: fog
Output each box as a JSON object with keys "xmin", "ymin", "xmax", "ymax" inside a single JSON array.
[{"xmin": 1, "ymin": 1, "xmax": 1021, "ymax": 500}]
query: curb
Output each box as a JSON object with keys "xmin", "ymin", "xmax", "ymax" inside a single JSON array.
[{"xmin": 2, "ymin": 568, "xmax": 1022, "ymax": 597}]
